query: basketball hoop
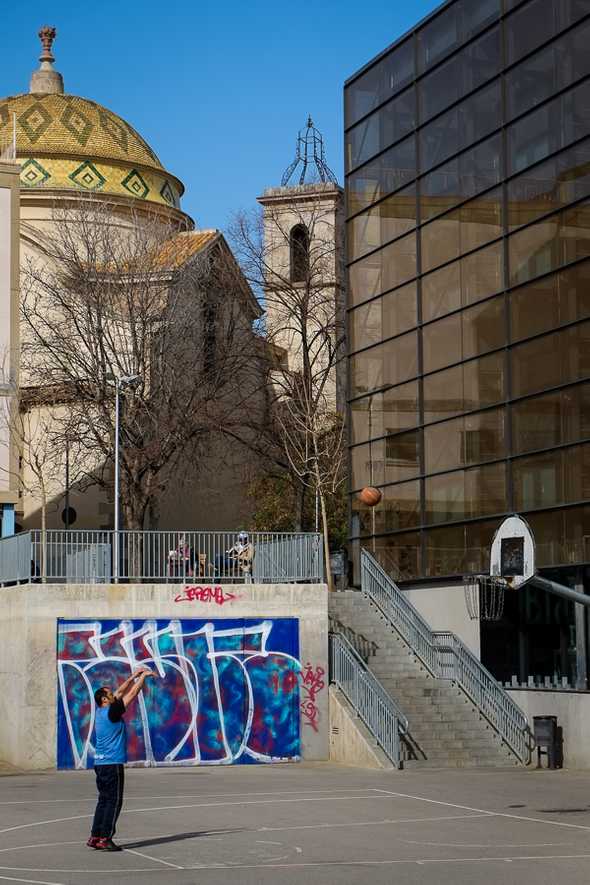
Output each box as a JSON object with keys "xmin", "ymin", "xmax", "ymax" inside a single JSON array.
[{"xmin": 463, "ymin": 575, "xmax": 507, "ymax": 622}]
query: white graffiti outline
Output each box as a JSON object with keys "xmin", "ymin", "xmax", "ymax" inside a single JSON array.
[{"xmin": 57, "ymin": 619, "xmax": 301, "ymax": 768}]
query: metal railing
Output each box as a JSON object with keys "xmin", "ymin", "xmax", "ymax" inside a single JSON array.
[
  {"xmin": 330, "ymin": 631, "xmax": 408, "ymax": 768},
  {"xmin": 0, "ymin": 532, "xmax": 32, "ymax": 585},
  {"xmin": 361, "ymin": 549, "xmax": 532, "ymax": 764},
  {"xmin": 0, "ymin": 530, "xmax": 323, "ymax": 585}
]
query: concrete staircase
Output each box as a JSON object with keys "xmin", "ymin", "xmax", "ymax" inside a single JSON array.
[{"xmin": 330, "ymin": 590, "xmax": 522, "ymax": 768}]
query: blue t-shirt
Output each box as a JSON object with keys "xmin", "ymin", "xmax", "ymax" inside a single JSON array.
[{"xmin": 94, "ymin": 698, "xmax": 127, "ymax": 765}]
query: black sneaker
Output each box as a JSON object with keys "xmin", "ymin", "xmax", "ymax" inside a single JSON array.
[{"xmin": 95, "ymin": 838, "xmax": 123, "ymax": 852}]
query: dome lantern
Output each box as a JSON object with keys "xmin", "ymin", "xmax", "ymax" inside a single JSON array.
[{"xmin": 30, "ymin": 26, "xmax": 64, "ymax": 95}]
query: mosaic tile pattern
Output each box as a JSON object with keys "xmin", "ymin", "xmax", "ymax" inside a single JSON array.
[
  {"xmin": 17, "ymin": 155, "xmax": 180, "ymax": 208},
  {"xmin": 0, "ymin": 93, "xmax": 163, "ymax": 170}
]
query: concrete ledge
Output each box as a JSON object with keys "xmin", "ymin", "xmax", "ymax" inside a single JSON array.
[{"xmin": 329, "ymin": 686, "xmax": 394, "ymax": 770}]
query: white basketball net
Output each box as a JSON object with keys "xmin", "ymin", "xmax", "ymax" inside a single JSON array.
[{"xmin": 463, "ymin": 575, "xmax": 507, "ymax": 622}]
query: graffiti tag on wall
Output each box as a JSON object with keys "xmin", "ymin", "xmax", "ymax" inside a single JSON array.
[
  {"xmin": 299, "ymin": 663, "xmax": 325, "ymax": 733},
  {"xmin": 57, "ymin": 618, "xmax": 300, "ymax": 770},
  {"xmin": 174, "ymin": 586, "xmax": 237, "ymax": 605}
]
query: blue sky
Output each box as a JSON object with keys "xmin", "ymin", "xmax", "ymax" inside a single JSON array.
[{"xmin": 2, "ymin": 0, "xmax": 441, "ymax": 231}]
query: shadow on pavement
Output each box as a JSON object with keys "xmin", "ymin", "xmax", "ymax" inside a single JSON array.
[{"xmin": 123, "ymin": 828, "xmax": 244, "ymax": 849}]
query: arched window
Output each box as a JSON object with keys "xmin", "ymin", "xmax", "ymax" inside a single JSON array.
[{"xmin": 290, "ymin": 224, "xmax": 309, "ymax": 283}]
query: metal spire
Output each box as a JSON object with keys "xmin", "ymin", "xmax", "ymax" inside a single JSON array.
[{"xmin": 281, "ymin": 116, "xmax": 338, "ymax": 186}]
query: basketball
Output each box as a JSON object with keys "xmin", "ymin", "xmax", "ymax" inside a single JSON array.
[{"xmin": 358, "ymin": 486, "xmax": 382, "ymax": 506}]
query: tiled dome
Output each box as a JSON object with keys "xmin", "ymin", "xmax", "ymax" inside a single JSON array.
[{"xmin": 0, "ymin": 29, "xmax": 185, "ymax": 210}]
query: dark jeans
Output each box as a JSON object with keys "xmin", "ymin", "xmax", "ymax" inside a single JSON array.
[{"xmin": 91, "ymin": 764, "xmax": 125, "ymax": 839}]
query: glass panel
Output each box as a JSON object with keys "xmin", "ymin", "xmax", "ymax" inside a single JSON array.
[
  {"xmin": 506, "ymin": 19, "xmax": 590, "ymax": 121},
  {"xmin": 509, "ymin": 199, "xmax": 590, "ymax": 287},
  {"xmin": 345, "ymin": 38, "xmax": 415, "ymax": 129},
  {"xmin": 421, "ymin": 240, "xmax": 504, "ymax": 321},
  {"xmin": 423, "ymin": 351, "xmax": 505, "ymax": 423},
  {"xmin": 349, "ymin": 282, "xmax": 417, "ymax": 352},
  {"xmin": 506, "ymin": 0, "xmax": 589, "ymax": 66},
  {"xmin": 346, "ymin": 87, "xmax": 416, "ymax": 173},
  {"xmin": 507, "ymin": 140, "xmax": 590, "ymax": 231},
  {"xmin": 419, "ymin": 134, "xmax": 501, "ymax": 222},
  {"xmin": 347, "ymin": 136, "xmax": 416, "ymax": 217},
  {"xmin": 420, "ymin": 80, "xmax": 502, "ymax": 173},
  {"xmin": 510, "ymin": 259, "xmax": 590, "ymax": 341},
  {"xmin": 507, "ymin": 79, "xmax": 590, "ymax": 175},
  {"xmin": 419, "ymin": 25, "xmax": 501, "ymax": 123},
  {"xmin": 421, "ymin": 186, "xmax": 502, "ymax": 273},
  {"xmin": 511, "ymin": 320, "xmax": 590, "ymax": 397},
  {"xmin": 425, "ymin": 461, "xmax": 506, "ymax": 523},
  {"xmin": 417, "ymin": 0, "xmax": 499, "ymax": 72},
  {"xmin": 363, "ymin": 532, "xmax": 420, "ymax": 581},
  {"xmin": 512, "ymin": 382, "xmax": 590, "ymax": 454},
  {"xmin": 422, "ymin": 296, "xmax": 505, "ymax": 374},
  {"xmin": 347, "ymin": 185, "xmax": 417, "ymax": 262},
  {"xmin": 349, "ymin": 232, "xmax": 417, "ymax": 306},
  {"xmin": 525, "ymin": 505, "xmax": 590, "ymax": 567},
  {"xmin": 350, "ymin": 331, "xmax": 419, "ymax": 396},
  {"xmin": 354, "ymin": 480, "xmax": 421, "ymax": 535},
  {"xmin": 350, "ymin": 432, "xmax": 420, "ymax": 489},
  {"xmin": 424, "ymin": 407, "xmax": 506, "ymax": 473},
  {"xmin": 424, "ymin": 520, "xmax": 496, "ymax": 576},
  {"xmin": 350, "ymin": 382, "xmax": 419, "ymax": 445},
  {"xmin": 513, "ymin": 442, "xmax": 590, "ymax": 510}
]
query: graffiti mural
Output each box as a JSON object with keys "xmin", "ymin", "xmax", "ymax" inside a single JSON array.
[{"xmin": 57, "ymin": 618, "xmax": 300, "ymax": 770}]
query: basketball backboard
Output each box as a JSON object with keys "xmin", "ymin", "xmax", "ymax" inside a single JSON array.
[{"xmin": 490, "ymin": 515, "xmax": 535, "ymax": 589}]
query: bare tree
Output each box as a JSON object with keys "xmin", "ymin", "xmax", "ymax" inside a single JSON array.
[
  {"xmin": 19, "ymin": 198, "xmax": 261, "ymax": 530},
  {"xmin": 228, "ymin": 187, "xmax": 346, "ymax": 583}
]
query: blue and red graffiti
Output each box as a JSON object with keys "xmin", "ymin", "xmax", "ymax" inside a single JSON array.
[{"xmin": 57, "ymin": 618, "xmax": 300, "ymax": 769}]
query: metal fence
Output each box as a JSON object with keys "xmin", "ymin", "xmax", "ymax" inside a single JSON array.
[
  {"xmin": 330, "ymin": 631, "xmax": 408, "ymax": 769},
  {"xmin": 361, "ymin": 549, "xmax": 532, "ymax": 765},
  {"xmin": 0, "ymin": 532, "xmax": 32, "ymax": 585},
  {"xmin": 0, "ymin": 530, "xmax": 324, "ymax": 585}
]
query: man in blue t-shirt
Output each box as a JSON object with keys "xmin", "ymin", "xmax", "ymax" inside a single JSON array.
[{"xmin": 87, "ymin": 667, "xmax": 155, "ymax": 851}]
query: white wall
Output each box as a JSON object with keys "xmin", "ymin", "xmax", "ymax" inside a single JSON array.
[
  {"xmin": 0, "ymin": 581, "xmax": 329, "ymax": 770},
  {"xmin": 403, "ymin": 582, "xmax": 481, "ymax": 657},
  {"xmin": 509, "ymin": 689, "xmax": 590, "ymax": 769}
]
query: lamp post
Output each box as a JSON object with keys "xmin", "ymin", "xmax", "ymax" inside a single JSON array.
[{"xmin": 112, "ymin": 374, "xmax": 140, "ymax": 581}]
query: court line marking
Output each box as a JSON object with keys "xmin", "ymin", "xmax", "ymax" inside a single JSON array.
[
  {"xmin": 374, "ymin": 789, "xmax": 590, "ymax": 833},
  {"xmin": 0, "ymin": 876, "xmax": 65, "ymax": 885},
  {"xmin": 0, "ymin": 794, "xmax": 397, "ymax": 836},
  {"xmin": 124, "ymin": 848, "xmax": 183, "ymax": 870},
  {"xmin": 258, "ymin": 812, "xmax": 490, "ymax": 832},
  {"xmin": 0, "ymin": 788, "xmax": 372, "ymax": 807},
  {"xmin": 0, "ymin": 817, "xmax": 486, "ymax": 856},
  {"xmin": 3, "ymin": 855, "xmax": 590, "ymax": 875}
]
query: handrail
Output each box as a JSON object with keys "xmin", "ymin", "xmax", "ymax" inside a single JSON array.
[
  {"xmin": 330, "ymin": 631, "xmax": 408, "ymax": 768},
  {"xmin": 361, "ymin": 549, "xmax": 532, "ymax": 764}
]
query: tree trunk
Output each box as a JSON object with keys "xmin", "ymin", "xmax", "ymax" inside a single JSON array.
[
  {"xmin": 40, "ymin": 485, "xmax": 47, "ymax": 584},
  {"xmin": 319, "ymin": 489, "xmax": 334, "ymax": 592}
]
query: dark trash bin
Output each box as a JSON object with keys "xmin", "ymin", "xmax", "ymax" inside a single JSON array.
[{"xmin": 533, "ymin": 715, "xmax": 563, "ymax": 769}]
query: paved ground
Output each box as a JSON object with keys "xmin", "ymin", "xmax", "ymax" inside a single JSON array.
[{"xmin": 1, "ymin": 763, "xmax": 590, "ymax": 885}]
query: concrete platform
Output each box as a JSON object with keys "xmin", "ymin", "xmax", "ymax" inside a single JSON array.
[{"xmin": 1, "ymin": 763, "xmax": 590, "ymax": 884}]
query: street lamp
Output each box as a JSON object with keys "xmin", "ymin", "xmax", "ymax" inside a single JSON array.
[{"xmin": 112, "ymin": 373, "xmax": 141, "ymax": 581}]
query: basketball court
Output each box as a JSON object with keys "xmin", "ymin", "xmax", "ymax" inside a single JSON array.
[{"xmin": 1, "ymin": 763, "xmax": 590, "ymax": 885}]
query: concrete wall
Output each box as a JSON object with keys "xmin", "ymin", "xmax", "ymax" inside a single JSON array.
[
  {"xmin": 329, "ymin": 687, "xmax": 392, "ymax": 769},
  {"xmin": 509, "ymin": 689, "xmax": 590, "ymax": 769},
  {"xmin": 0, "ymin": 581, "xmax": 329, "ymax": 770},
  {"xmin": 403, "ymin": 582, "xmax": 480, "ymax": 657}
]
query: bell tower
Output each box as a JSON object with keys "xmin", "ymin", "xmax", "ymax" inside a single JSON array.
[{"xmin": 257, "ymin": 118, "xmax": 345, "ymax": 410}]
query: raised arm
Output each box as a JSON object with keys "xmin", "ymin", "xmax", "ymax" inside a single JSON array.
[
  {"xmin": 121, "ymin": 669, "xmax": 155, "ymax": 708},
  {"xmin": 114, "ymin": 668, "xmax": 148, "ymax": 700}
]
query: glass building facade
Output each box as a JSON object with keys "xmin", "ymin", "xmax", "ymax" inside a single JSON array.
[{"xmin": 346, "ymin": 0, "xmax": 590, "ymax": 586}]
